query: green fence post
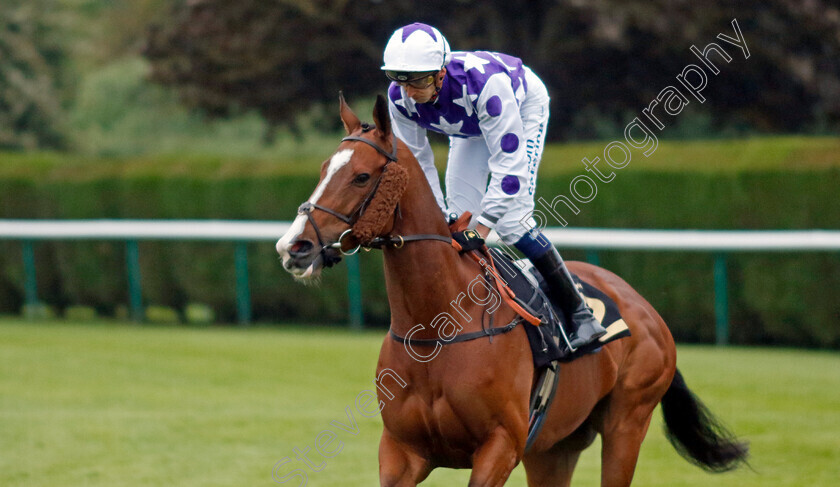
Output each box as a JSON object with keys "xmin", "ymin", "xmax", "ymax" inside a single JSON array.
[
  {"xmin": 346, "ymin": 253, "xmax": 363, "ymax": 330},
  {"xmin": 585, "ymin": 249, "xmax": 600, "ymax": 267},
  {"xmin": 126, "ymin": 240, "xmax": 144, "ymax": 322},
  {"xmin": 235, "ymin": 242, "xmax": 252, "ymax": 325},
  {"xmin": 714, "ymin": 252, "xmax": 729, "ymax": 346},
  {"xmin": 22, "ymin": 240, "xmax": 38, "ymax": 314}
]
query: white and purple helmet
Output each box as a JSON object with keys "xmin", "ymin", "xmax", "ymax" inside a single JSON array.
[{"xmin": 381, "ymin": 23, "xmax": 452, "ymax": 79}]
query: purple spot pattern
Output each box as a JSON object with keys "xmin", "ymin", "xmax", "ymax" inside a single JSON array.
[
  {"xmin": 501, "ymin": 175, "xmax": 520, "ymax": 195},
  {"xmin": 485, "ymin": 96, "xmax": 502, "ymax": 117},
  {"xmin": 501, "ymin": 133, "xmax": 519, "ymax": 153}
]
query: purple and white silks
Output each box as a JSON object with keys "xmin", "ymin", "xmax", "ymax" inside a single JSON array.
[{"xmin": 387, "ymin": 50, "xmax": 546, "ymax": 239}]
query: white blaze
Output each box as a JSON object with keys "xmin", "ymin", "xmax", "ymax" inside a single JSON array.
[
  {"xmin": 310, "ymin": 149, "xmax": 354, "ymax": 204},
  {"xmin": 276, "ymin": 149, "xmax": 354, "ymax": 256}
]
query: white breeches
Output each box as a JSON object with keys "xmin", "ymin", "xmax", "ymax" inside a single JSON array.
[{"xmin": 444, "ymin": 69, "xmax": 550, "ymax": 245}]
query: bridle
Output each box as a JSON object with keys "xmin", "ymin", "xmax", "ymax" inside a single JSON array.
[
  {"xmin": 297, "ymin": 126, "xmax": 531, "ymax": 368},
  {"xmin": 295, "ymin": 125, "xmax": 451, "ymax": 267}
]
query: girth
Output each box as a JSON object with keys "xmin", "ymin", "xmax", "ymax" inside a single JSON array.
[{"xmin": 389, "ymin": 316, "xmax": 523, "ymax": 347}]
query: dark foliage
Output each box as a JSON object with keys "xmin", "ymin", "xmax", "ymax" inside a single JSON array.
[
  {"xmin": 0, "ymin": 1, "xmax": 73, "ymax": 150},
  {"xmin": 144, "ymin": 0, "xmax": 840, "ymax": 139}
]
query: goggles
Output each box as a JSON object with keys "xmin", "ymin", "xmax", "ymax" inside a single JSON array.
[{"xmin": 385, "ymin": 70, "xmax": 438, "ymax": 89}]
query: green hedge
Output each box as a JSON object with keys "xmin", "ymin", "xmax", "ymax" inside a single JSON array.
[{"xmin": 0, "ymin": 138, "xmax": 838, "ymax": 348}]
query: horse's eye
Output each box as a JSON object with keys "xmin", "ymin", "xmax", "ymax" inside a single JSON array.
[{"xmin": 353, "ymin": 173, "xmax": 371, "ymax": 186}]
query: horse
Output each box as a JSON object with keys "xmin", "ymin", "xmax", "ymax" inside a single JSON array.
[{"xmin": 276, "ymin": 94, "xmax": 748, "ymax": 486}]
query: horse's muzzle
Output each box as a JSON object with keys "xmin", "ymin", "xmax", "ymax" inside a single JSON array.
[{"xmin": 279, "ymin": 238, "xmax": 342, "ymax": 279}]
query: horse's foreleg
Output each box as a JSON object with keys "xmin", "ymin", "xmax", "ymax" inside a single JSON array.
[
  {"xmin": 379, "ymin": 430, "xmax": 430, "ymax": 487},
  {"xmin": 467, "ymin": 427, "xmax": 520, "ymax": 487}
]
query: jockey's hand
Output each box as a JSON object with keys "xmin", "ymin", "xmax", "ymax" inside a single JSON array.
[
  {"xmin": 452, "ymin": 229, "xmax": 485, "ymax": 253},
  {"xmin": 475, "ymin": 223, "xmax": 491, "ymax": 239}
]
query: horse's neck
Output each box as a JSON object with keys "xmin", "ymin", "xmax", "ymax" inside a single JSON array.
[{"xmin": 382, "ymin": 147, "xmax": 471, "ymax": 337}]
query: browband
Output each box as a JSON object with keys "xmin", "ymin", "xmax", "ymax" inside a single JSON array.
[{"xmin": 341, "ymin": 134, "xmax": 398, "ymax": 162}]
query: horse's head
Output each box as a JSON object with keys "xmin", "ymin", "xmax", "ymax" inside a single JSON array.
[{"xmin": 276, "ymin": 93, "xmax": 408, "ymax": 281}]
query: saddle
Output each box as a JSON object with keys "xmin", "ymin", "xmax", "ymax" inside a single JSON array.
[
  {"xmin": 470, "ymin": 247, "xmax": 633, "ymax": 450},
  {"xmin": 489, "ymin": 248, "xmax": 632, "ymax": 365},
  {"xmin": 448, "ymin": 215, "xmax": 630, "ymax": 365},
  {"xmin": 447, "ymin": 213, "xmax": 631, "ymax": 451}
]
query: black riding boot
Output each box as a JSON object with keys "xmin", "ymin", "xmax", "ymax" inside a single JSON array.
[{"xmin": 532, "ymin": 247, "xmax": 607, "ymax": 351}]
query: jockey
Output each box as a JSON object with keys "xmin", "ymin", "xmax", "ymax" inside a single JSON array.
[{"xmin": 382, "ymin": 23, "xmax": 606, "ymax": 351}]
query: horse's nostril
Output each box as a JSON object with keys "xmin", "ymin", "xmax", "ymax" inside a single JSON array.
[{"xmin": 289, "ymin": 239, "xmax": 314, "ymax": 257}]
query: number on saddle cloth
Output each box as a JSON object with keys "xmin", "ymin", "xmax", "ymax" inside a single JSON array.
[{"xmin": 488, "ymin": 248, "xmax": 631, "ymax": 367}]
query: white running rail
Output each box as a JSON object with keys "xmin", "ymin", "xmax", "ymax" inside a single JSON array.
[{"xmin": 1, "ymin": 220, "xmax": 839, "ymax": 251}]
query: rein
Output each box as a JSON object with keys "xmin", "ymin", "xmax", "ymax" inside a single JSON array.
[
  {"xmin": 295, "ymin": 127, "xmax": 452, "ymax": 265},
  {"xmin": 356, "ymin": 233, "xmax": 453, "ymax": 251}
]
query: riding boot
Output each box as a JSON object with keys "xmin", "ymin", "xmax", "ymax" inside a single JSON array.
[{"xmin": 532, "ymin": 247, "xmax": 607, "ymax": 351}]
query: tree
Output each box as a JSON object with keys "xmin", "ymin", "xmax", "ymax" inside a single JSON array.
[
  {"xmin": 144, "ymin": 0, "xmax": 388, "ymax": 139},
  {"xmin": 0, "ymin": 1, "xmax": 75, "ymax": 150},
  {"xmin": 144, "ymin": 0, "xmax": 840, "ymax": 140}
]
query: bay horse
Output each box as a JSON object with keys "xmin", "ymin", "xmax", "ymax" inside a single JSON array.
[{"xmin": 276, "ymin": 94, "xmax": 748, "ymax": 486}]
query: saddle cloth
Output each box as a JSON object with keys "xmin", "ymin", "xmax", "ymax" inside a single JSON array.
[{"xmin": 487, "ymin": 248, "xmax": 631, "ymax": 368}]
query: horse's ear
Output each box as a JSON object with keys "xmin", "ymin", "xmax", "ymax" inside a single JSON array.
[
  {"xmin": 339, "ymin": 91, "xmax": 361, "ymax": 135},
  {"xmin": 372, "ymin": 94, "xmax": 391, "ymax": 139}
]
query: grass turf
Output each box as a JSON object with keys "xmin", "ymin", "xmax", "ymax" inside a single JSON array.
[{"xmin": 1, "ymin": 320, "xmax": 838, "ymax": 486}]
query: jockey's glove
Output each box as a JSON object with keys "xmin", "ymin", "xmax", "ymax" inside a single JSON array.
[{"xmin": 452, "ymin": 229, "xmax": 485, "ymax": 253}]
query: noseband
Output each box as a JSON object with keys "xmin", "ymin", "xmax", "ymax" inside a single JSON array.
[{"xmin": 295, "ymin": 126, "xmax": 450, "ymax": 268}]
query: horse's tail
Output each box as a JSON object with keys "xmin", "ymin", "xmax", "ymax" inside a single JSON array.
[{"xmin": 660, "ymin": 368, "xmax": 749, "ymax": 472}]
